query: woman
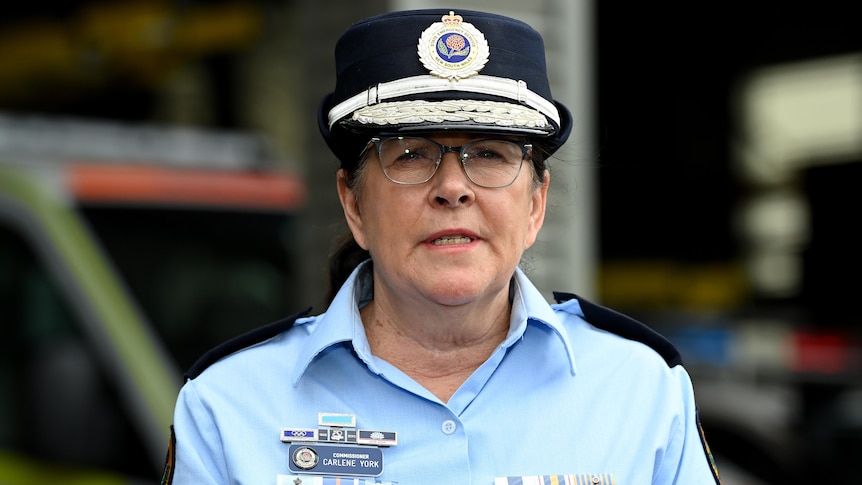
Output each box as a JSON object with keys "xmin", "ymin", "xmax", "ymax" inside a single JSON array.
[{"xmin": 163, "ymin": 9, "xmax": 721, "ymax": 485}]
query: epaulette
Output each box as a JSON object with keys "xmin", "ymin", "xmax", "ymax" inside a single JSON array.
[
  {"xmin": 553, "ymin": 292, "xmax": 683, "ymax": 368},
  {"xmin": 184, "ymin": 307, "xmax": 313, "ymax": 381}
]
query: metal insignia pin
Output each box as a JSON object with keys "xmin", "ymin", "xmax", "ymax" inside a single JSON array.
[
  {"xmin": 291, "ymin": 446, "xmax": 319, "ymax": 470},
  {"xmin": 417, "ymin": 11, "xmax": 490, "ymax": 80}
]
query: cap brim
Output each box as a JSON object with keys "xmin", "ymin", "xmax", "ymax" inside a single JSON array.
[{"xmin": 318, "ymin": 93, "xmax": 573, "ymax": 168}]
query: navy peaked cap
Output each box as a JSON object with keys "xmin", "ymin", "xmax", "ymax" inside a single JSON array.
[{"xmin": 318, "ymin": 9, "xmax": 572, "ymax": 168}]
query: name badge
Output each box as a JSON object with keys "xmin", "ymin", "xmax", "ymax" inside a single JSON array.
[{"xmin": 288, "ymin": 444, "xmax": 383, "ymax": 477}]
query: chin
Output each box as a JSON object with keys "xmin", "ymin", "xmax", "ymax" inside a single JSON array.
[{"xmin": 422, "ymin": 277, "xmax": 503, "ymax": 307}]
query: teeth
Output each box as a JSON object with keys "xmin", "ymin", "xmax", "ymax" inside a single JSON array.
[{"xmin": 431, "ymin": 236, "xmax": 473, "ymax": 245}]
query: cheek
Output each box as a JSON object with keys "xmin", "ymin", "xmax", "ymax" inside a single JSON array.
[
  {"xmin": 514, "ymin": 192, "xmax": 544, "ymax": 247},
  {"xmin": 490, "ymin": 198, "xmax": 531, "ymax": 237},
  {"xmin": 358, "ymin": 187, "xmax": 424, "ymax": 243}
]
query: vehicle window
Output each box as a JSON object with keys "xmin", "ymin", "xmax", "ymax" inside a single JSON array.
[
  {"xmin": 80, "ymin": 207, "xmax": 302, "ymax": 372},
  {"xmin": 0, "ymin": 221, "xmax": 151, "ymax": 479}
]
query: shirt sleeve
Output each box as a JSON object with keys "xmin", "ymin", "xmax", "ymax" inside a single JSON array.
[
  {"xmin": 170, "ymin": 381, "xmax": 227, "ymax": 484},
  {"xmin": 654, "ymin": 367, "xmax": 722, "ymax": 485}
]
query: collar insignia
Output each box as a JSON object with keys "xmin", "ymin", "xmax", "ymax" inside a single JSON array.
[{"xmin": 417, "ymin": 11, "xmax": 490, "ymax": 80}]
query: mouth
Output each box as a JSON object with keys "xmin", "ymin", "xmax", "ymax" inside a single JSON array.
[{"xmin": 429, "ymin": 235, "xmax": 475, "ymax": 246}]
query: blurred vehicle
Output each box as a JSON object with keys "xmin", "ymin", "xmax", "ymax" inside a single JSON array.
[
  {"xmin": 0, "ymin": 114, "xmax": 305, "ymax": 483},
  {"xmin": 601, "ymin": 262, "xmax": 862, "ymax": 484}
]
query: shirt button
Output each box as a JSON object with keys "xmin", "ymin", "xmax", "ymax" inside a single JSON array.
[{"xmin": 441, "ymin": 420, "xmax": 457, "ymax": 435}]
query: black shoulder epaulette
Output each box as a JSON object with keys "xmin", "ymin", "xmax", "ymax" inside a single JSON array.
[
  {"xmin": 553, "ymin": 292, "xmax": 683, "ymax": 368},
  {"xmin": 184, "ymin": 307, "xmax": 313, "ymax": 381}
]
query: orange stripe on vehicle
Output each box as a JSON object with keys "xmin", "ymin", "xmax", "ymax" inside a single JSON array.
[{"xmin": 67, "ymin": 164, "xmax": 305, "ymax": 210}]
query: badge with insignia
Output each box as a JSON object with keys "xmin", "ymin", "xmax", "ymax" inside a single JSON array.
[
  {"xmin": 281, "ymin": 414, "xmax": 397, "ymax": 479},
  {"xmin": 292, "ymin": 446, "xmax": 320, "ymax": 470},
  {"xmin": 417, "ymin": 11, "xmax": 490, "ymax": 80},
  {"xmin": 287, "ymin": 444, "xmax": 384, "ymax": 476},
  {"xmin": 281, "ymin": 414, "xmax": 397, "ymax": 448}
]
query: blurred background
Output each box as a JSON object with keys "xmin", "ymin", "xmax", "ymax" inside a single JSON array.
[{"xmin": 1, "ymin": 0, "xmax": 859, "ymax": 483}]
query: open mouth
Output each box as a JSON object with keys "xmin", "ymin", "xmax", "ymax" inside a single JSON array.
[{"xmin": 430, "ymin": 236, "xmax": 474, "ymax": 245}]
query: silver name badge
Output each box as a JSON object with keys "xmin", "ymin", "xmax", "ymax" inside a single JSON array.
[{"xmin": 288, "ymin": 444, "xmax": 384, "ymax": 477}]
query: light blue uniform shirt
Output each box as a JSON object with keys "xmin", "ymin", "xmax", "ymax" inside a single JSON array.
[{"xmin": 170, "ymin": 263, "xmax": 719, "ymax": 484}]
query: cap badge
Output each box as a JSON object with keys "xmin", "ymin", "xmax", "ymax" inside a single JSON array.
[{"xmin": 417, "ymin": 11, "xmax": 490, "ymax": 81}]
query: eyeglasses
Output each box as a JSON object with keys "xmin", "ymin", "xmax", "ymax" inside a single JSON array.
[{"xmin": 365, "ymin": 136, "xmax": 532, "ymax": 188}]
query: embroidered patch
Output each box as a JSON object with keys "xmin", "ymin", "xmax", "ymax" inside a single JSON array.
[
  {"xmin": 350, "ymin": 100, "xmax": 550, "ymax": 130},
  {"xmin": 697, "ymin": 411, "xmax": 722, "ymax": 484},
  {"xmin": 160, "ymin": 425, "xmax": 176, "ymax": 485}
]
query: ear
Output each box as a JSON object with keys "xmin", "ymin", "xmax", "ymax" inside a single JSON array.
[
  {"xmin": 336, "ymin": 169, "xmax": 369, "ymax": 250},
  {"xmin": 524, "ymin": 170, "xmax": 550, "ymax": 249}
]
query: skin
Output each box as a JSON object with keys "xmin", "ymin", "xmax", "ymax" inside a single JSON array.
[{"xmin": 337, "ymin": 133, "xmax": 550, "ymax": 402}]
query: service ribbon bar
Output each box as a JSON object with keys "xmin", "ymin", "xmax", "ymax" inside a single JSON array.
[
  {"xmin": 281, "ymin": 413, "xmax": 397, "ymax": 447},
  {"xmin": 494, "ymin": 474, "xmax": 616, "ymax": 485},
  {"xmin": 281, "ymin": 428, "xmax": 319, "ymax": 442},
  {"xmin": 318, "ymin": 413, "xmax": 356, "ymax": 428},
  {"xmin": 277, "ymin": 476, "xmax": 397, "ymax": 485},
  {"xmin": 357, "ymin": 430, "xmax": 398, "ymax": 447},
  {"xmin": 318, "ymin": 428, "xmax": 358, "ymax": 443}
]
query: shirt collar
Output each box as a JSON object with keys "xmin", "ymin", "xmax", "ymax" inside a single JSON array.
[
  {"xmin": 508, "ymin": 268, "xmax": 577, "ymax": 375},
  {"xmin": 291, "ymin": 262, "xmax": 577, "ymax": 385}
]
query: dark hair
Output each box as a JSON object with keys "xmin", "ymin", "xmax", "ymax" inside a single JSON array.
[
  {"xmin": 326, "ymin": 232, "xmax": 371, "ymax": 304},
  {"xmin": 325, "ymin": 138, "xmax": 550, "ymax": 303}
]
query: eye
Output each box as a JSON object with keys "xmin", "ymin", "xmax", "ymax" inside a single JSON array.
[
  {"xmin": 473, "ymin": 148, "xmax": 505, "ymax": 159},
  {"xmin": 380, "ymin": 138, "xmax": 437, "ymax": 167},
  {"xmin": 397, "ymin": 147, "xmax": 434, "ymax": 162},
  {"xmin": 465, "ymin": 141, "xmax": 519, "ymax": 163},
  {"xmin": 391, "ymin": 140, "xmax": 437, "ymax": 164}
]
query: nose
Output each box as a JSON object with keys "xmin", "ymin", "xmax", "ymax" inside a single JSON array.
[{"xmin": 430, "ymin": 151, "xmax": 474, "ymax": 206}]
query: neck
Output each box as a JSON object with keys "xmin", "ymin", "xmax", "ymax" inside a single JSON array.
[{"xmin": 360, "ymin": 287, "xmax": 511, "ymax": 402}]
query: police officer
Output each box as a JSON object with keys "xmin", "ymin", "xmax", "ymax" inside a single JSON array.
[{"xmin": 162, "ymin": 9, "xmax": 721, "ymax": 484}]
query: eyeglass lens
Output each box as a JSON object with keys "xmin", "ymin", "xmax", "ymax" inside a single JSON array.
[{"xmin": 376, "ymin": 137, "xmax": 527, "ymax": 187}]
